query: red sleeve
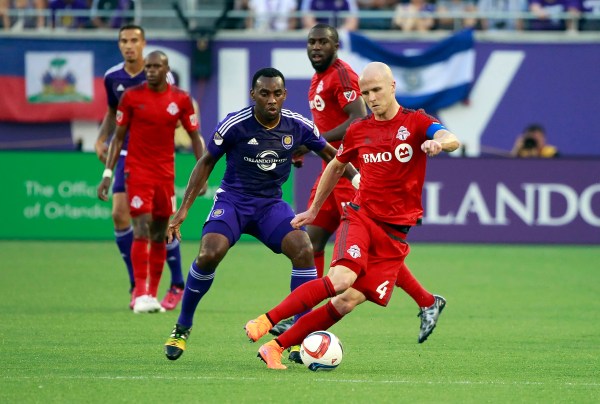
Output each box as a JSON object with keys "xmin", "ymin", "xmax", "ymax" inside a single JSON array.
[
  {"xmin": 336, "ymin": 122, "xmax": 358, "ymax": 164},
  {"xmin": 179, "ymin": 94, "xmax": 199, "ymax": 132},
  {"xmin": 332, "ymin": 63, "xmax": 360, "ymax": 111},
  {"xmin": 115, "ymin": 90, "xmax": 132, "ymax": 127}
]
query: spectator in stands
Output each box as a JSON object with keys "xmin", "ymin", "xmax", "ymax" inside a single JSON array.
[
  {"xmin": 528, "ymin": 0, "xmax": 580, "ymax": 31},
  {"xmin": 90, "ymin": 0, "xmax": 138, "ymax": 29},
  {"xmin": 477, "ymin": 0, "xmax": 527, "ymax": 31},
  {"xmin": 393, "ymin": 0, "xmax": 436, "ymax": 31},
  {"xmin": 357, "ymin": 0, "xmax": 396, "ymax": 30},
  {"xmin": 436, "ymin": 0, "xmax": 478, "ymax": 30},
  {"xmin": 246, "ymin": 0, "xmax": 298, "ymax": 31},
  {"xmin": 2, "ymin": 0, "xmax": 47, "ymax": 30},
  {"xmin": 511, "ymin": 124, "xmax": 559, "ymax": 158},
  {"xmin": 578, "ymin": 0, "xmax": 600, "ymax": 30},
  {"xmin": 301, "ymin": 0, "xmax": 359, "ymax": 31},
  {"xmin": 49, "ymin": 0, "xmax": 89, "ymax": 29},
  {"xmin": 1, "ymin": 0, "xmax": 10, "ymax": 29}
]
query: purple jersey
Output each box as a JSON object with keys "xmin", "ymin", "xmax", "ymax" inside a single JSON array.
[
  {"xmin": 207, "ymin": 106, "xmax": 326, "ymax": 199},
  {"xmin": 103, "ymin": 62, "xmax": 146, "ymax": 153}
]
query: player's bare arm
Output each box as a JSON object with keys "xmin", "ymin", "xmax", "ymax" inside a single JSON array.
[
  {"xmin": 322, "ymin": 98, "xmax": 367, "ymax": 143},
  {"xmin": 316, "ymin": 143, "xmax": 359, "ymax": 186},
  {"xmin": 421, "ymin": 129, "xmax": 461, "ymax": 157},
  {"xmin": 291, "ymin": 157, "xmax": 347, "ymax": 229},
  {"xmin": 97, "ymin": 123, "xmax": 126, "ymax": 201},
  {"xmin": 167, "ymin": 152, "xmax": 217, "ymax": 242},
  {"xmin": 94, "ymin": 106, "xmax": 117, "ymax": 163},
  {"xmin": 188, "ymin": 129, "xmax": 208, "ymax": 196}
]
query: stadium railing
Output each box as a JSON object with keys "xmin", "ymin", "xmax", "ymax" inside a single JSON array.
[{"xmin": 2, "ymin": 8, "xmax": 600, "ymax": 34}]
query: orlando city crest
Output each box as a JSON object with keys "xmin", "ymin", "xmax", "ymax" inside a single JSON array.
[{"xmin": 282, "ymin": 135, "xmax": 293, "ymax": 150}]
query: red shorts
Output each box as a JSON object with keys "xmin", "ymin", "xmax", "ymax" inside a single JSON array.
[
  {"xmin": 331, "ymin": 203, "xmax": 410, "ymax": 307},
  {"xmin": 308, "ymin": 175, "xmax": 356, "ymax": 234},
  {"xmin": 125, "ymin": 179, "xmax": 175, "ymax": 219}
]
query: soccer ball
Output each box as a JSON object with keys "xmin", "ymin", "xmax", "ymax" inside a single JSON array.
[{"xmin": 300, "ymin": 331, "xmax": 343, "ymax": 371}]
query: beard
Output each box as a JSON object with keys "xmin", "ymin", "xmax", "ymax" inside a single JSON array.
[{"xmin": 311, "ymin": 53, "xmax": 336, "ymax": 73}]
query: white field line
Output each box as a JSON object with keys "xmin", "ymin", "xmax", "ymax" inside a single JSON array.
[{"xmin": 2, "ymin": 375, "xmax": 599, "ymax": 387}]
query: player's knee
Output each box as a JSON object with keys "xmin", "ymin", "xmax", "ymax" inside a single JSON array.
[
  {"xmin": 196, "ymin": 247, "xmax": 226, "ymax": 269},
  {"xmin": 328, "ymin": 270, "xmax": 356, "ymax": 293},
  {"xmin": 112, "ymin": 210, "xmax": 130, "ymax": 228},
  {"xmin": 282, "ymin": 232, "xmax": 314, "ymax": 263},
  {"xmin": 331, "ymin": 295, "xmax": 358, "ymax": 316}
]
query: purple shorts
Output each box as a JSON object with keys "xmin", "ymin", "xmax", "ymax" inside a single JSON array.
[
  {"xmin": 202, "ymin": 187, "xmax": 301, "ymax": 253},
  {"xmin": 112, "ymin": 155, "xmax": 126, "ymax": 194}
]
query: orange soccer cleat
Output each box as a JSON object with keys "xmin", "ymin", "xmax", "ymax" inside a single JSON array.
[
  {"xmin": 257, "ymin": 340, "xmax": 286, "ymax": 370},
  {"xmin": 244, "ymin": 314, "xmax": 273, "ymax": 342}
]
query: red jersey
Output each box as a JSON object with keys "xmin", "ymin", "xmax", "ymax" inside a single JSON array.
[
  {"xmin": 308, "ymin": 58, "xmax": 359, "ymax": 139},
  {"xmin": 337, "ymin": 107, "xmax": 439, "ymax": 226},
  {"xmin": 309, "ymin": 59, "xmax": 360, "ymax": 165},
  {"xmin": 116, "ymin": 83, "xmax": 198, "ymax": 183}
]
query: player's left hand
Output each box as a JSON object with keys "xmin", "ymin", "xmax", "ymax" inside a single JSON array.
[
  {"xmin": 291, "ymin": 210, "xmax": 316, "ymax": 229},
  {"xmin": 421, "ymin": 139, "xmax": 442, "ymax": 157},
  {"xmin": 95, "ymin": 141, "xmax": 108, "ymax": 164},
  {"xmin": 167, "ymin": 210, "xmax": 187, "ymax": 242},
  {"xmin": 97, "ymin": 178, "xmax": 111, "ymax": 201}
]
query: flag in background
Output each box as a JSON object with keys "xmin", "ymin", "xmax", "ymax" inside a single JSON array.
[{"xmin": 342, "ymin": 29, "xmax": 475, "ymax": 112}]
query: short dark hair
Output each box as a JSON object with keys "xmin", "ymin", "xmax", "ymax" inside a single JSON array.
[
  {"xmin": 524, "ymin": 123, "xmax": 546, "ymax": 136},
  {"xmin": 252, "ymin": 67, "xmax": 285, "ymax": 89},
  {"xmin": 119, "ymin": 24, "xmax": 145, "ymax": 40},
  {"xmin": 310, "ymin": 23, "xmax": 339, "ymax": 44}
]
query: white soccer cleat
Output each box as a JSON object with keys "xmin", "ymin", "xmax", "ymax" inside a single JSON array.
[{"xmin": 133, "ymin": 295, "xmax": 164, "ymax": 314}]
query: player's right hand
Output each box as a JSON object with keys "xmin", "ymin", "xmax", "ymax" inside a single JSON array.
[
  {"xmin": 291, "ymin": 210, "xmax": 316, "ymax": 229},
  {"xmin": 95, "ymin": 141, "xmax": 108, "ymax": 164}
]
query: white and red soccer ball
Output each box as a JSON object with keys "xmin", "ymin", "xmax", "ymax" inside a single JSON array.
[{"xmin": 300, "ymin": 331, "xmax": 343, "ymax": 371}]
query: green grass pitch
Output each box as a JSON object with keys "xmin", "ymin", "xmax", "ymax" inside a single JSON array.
[{"xmin": 1, "ymin": 241, "xmax": 599, "ymax": 403}]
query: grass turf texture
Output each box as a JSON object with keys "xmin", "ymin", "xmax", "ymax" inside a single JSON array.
[{"xmin": 0, "ymin": 241, "xmax": 598, "ymax": 403}]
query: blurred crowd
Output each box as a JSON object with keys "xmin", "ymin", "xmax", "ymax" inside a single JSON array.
[
  {"xmin": 0, "ymin": 0, "xmax": 138, "ymax": 30},
  {"xmin": 1, "ymin": 0, "xmax": 599, "ymax": 32}
]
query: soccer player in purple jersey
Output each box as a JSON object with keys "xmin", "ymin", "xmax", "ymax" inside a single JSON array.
[
  {"xmin": 163, "ymin": 67, "xmax": 359, "ymax": 361},
  {"xmin": 94, "ymin": 24, "xmax": 186, "ymax": 311}
]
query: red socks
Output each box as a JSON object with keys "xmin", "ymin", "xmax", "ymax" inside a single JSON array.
[
  {"xmin": 148, "ymin": 241, "xmax": 166, "ymax": 297},
  {"xmin": 277, "ymin": 301, "xmax": 343, "ymax": 348},
  {"xmin": 131, "ymin": 238, "xmax": 149, "ymax": 297},
  {"xmin": 395, "ymin": 262, "xmax": 434, "ymax": 308},
  {"xmin": 314, "ymin": 250, "xmax": 325, "ymax": 278},
  {"xmin": 268, "ymin": 277, "xmax": 336, "ymax": 325},
  {"xmin": 131, "ymin": 239, "xmax": 167, "ymax": 298}
]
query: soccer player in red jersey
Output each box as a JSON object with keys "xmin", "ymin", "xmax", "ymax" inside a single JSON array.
[
  {"xmin": 275, "ymin": 24, "xmax": 452, "ymax": 360},
  {"xmin": 245, "ymin": 62, "xmax": 460, "ymax": 369},
  {"xmin": 97, "ymin": 51, "xmax": 205, "ymax": 314},
  {"xmin": 269, "ymin": 23, "xmax": 368, "ymax": 358},
  {"xmin": 304, "ymin": 23, "xmax": 367, "ymax": 279}
]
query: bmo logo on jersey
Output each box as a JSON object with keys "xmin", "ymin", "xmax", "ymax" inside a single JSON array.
[{"xmin": 362, "ymin": 143, "xmax": 414, "ymax": 164}]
